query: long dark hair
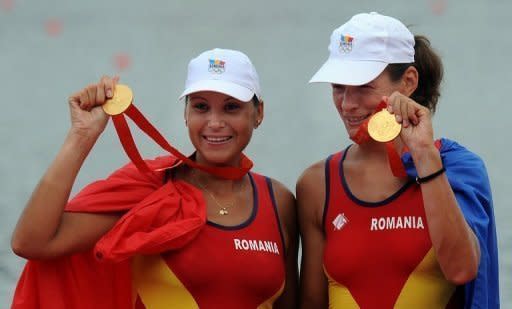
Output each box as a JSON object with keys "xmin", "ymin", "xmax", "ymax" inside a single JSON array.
[{"xmin": 386, "ymin": 35, "xmax": 443, "ymax": 113}]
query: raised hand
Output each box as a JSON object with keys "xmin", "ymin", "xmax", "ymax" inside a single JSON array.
[
  {"xmin": 67, "ymin": 75, "xmax": 119, "ymax": 139},
  {"xmin": 384, "ymin": 91, "xmax": 435, "ymax": 154}
]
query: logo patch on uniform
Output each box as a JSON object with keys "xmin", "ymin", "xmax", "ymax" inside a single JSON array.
[
  {"xmin": 339, "ymin": 34, "xmax": 354, "ymax": 53},
  {"xmin": 208, "ymin": 58, "xmax": 225, "ymax": 74},
  {"xmin": 332, "ymin": 213, "xmax": 349, "ymax": 231}
]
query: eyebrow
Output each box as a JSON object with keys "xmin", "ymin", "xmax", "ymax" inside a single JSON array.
[
  {"xmin": 189, "ymin": 95, "xmax": 239, "ymax": 103},
  {"xmin": 189, "ymin": 95, "xmax": 207, "ymax": 101},
  {"xmin": 224, "ymin": 97, "xmax": 241, "ymax": 103}
]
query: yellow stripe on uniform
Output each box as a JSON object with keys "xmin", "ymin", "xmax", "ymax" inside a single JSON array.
[
  {"xmin": 324, "ymin": 267, "xmax": 360, "ymax": 309},
  {"xmin": 132, "ymin": 255, "xmax": 199, "ymax": 309},
  {"xmin": 395, "ymin": 248, "xmax": 456, "ymax": 308}
]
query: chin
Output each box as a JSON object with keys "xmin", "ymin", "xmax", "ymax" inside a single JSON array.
[{"xmin": 198, "ymin": 149, "xmax": 239, "ymax": 166}]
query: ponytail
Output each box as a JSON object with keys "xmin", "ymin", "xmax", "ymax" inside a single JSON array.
[{"xmin": 386, "ymin": 35, "xmax": 443, "ymax": 113}]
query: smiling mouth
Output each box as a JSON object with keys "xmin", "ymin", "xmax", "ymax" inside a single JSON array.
[
  {"xmin": 203, "ymin": 136, "xmax": 233, "ymax": 144},
  {"xmin": 345, "ymin": 114, "xmax": 370, "ymax": 126}
]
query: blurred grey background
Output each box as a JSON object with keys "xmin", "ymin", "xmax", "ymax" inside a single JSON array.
[{"xmin": 1, "ymin": 0, "xmax": 510, "ymax": 306}]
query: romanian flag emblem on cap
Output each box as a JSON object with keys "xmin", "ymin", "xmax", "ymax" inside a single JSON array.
[
  {"xmin": 208, "ymin": 58, "xmax": 226, "ymax": 73},
  {"xmin": 339, "ymin": 34, "xmax": 354, "ymax": 53}
]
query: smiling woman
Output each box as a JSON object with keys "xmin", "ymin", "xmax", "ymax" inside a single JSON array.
[
  {"xmin": 298, "ymin": 12, "xmax": 498, "ymax": 309},
  {"xmin": 10, "ymin": 48, "xmax": 298, "ymax": 309},
  {"xmin": 185, "ymin": 91, "xmax": 262, "ymax": 168}
]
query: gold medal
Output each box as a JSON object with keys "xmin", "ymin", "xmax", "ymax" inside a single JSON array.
[
  {"xmin": 368, "ymin": 109, "xmax": 402, "ymax": 142},
  {"xmin": 102, "ymin": 84, "xmax": 133, "ymax": 115}
]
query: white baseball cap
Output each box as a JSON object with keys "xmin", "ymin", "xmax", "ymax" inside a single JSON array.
[
  {"xmin": 310, "ymin": 12, "xmax": 415, "ymax": 86},
  {"xmin": 179, "ymin": 48, "xmax": 262, "ymax": 102}
]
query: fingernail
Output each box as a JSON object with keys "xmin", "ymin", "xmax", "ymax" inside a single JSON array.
[{"xmin": 107, "ymin": 90, "xmax": 113, "ymax": 98}]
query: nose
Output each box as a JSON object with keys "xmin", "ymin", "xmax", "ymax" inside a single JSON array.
[
  {"xmin": 207, "ymin": 113, "xmax": 226, "ymax": 129},
  {"xmin": 340, "ymin": 87, "xmax": 359, "ymax": 111}
]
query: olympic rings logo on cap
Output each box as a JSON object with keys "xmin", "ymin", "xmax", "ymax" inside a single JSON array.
[
  {"xmin": 339, "ymin": 34, "xmax": 354, "ymax": 53},
  {"xmin": 208, "ymin": 58, "xmax": 226, "ymax": 74}
]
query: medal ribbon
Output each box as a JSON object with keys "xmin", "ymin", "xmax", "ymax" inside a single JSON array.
[
  {"xmin": 351, "ymin": 101, "xmax": 407, "ymax": 178},
  {"xmin": 110, "ymin": 103, "xmax": 252, "ymax": 180}
]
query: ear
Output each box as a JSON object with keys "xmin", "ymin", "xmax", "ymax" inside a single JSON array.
[
  {"xmin": 183, "ymin": 102, "xmax": 189, "ymax": 127},
  {"xmin": 400, "ymin": 66, "xmax": 419, "ymax": 97},
  {"xmin": 254, "ymin": 101, "xmax": 264, "ymax": 128}
]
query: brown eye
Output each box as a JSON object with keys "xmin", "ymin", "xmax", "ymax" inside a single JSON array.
[
  {"xmin": 192, "ymin": 102, "xmax": 208, "ymax": 112},
  {"xmin": 225, "ymin": 102, "xmax": 242, "ymax": 112}
]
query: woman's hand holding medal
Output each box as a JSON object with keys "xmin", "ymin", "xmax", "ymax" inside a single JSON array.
[
  {"xmin": 384, "ymin": 91, "xmax": 435, "ymax": 156},
  {"xmin": 67, "ymin": 76, "xmax": 119, "ymax": 140},
  {"xmin": 67, "ymin": 75, "xmax": 253, "ymax": 178}
]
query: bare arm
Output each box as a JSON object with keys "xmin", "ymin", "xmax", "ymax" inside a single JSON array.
[
  {"xmin": 411, "ymin": 145, "xmax": 480, "ymax": 284},
  {"xmin": 388, "ymin": 92, "xmax": 480, "ymax": 284},
  {"xmin": 272, "ymin": 179, "xmax": 299, "ymax": 309},
  {"xmin": 297, "ymin": 162, "xmax": 329, "ymax": 308},
  {"xmin": 11, "ymin": 76, "xmax": 123, "ymax": 259}
]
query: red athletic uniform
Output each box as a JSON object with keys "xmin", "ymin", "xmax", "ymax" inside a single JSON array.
[
  {"xmin": 323, "ymin": 149, "xmax": 462, "ymax": 308},
  {"xmin": 133, "ymin": 172, "xmax": 286, "ymax": 309},
  {"xmin": 12, "ymin": 157, "xmax": 286, "ymax": 309}
]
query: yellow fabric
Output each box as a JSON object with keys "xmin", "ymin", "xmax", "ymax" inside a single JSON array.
[
  {"xmin": 132, "ymin": 255, "xmax": 199, "ymax": 309},
  {"xmin": 324, "ymin": 248, "xmax": 455, "ymax": 308},
  {"xmin": 395, "ymin": 248, "xmax": 456, "ymax": 308},
  {"xmin": 325, "ymin": 269, "xmax": 360, "ymax": 309}
]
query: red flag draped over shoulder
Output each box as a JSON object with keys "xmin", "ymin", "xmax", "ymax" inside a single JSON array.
[{"xmin": 11, "ymin": 155, "xmax": 207, "ymax": 309}]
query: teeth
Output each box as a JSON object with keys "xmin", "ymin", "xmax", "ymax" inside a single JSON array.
[
  {"xmin": 347, "ymin": 115, "xmax": 367, "ymax": 122},
  {"xmin": 204, "ymin": 136, "xmax": 231, "ymax": 143},
  {"xmin": 346, "ymin": 115, "xmax": 369, "ymax": 125}
]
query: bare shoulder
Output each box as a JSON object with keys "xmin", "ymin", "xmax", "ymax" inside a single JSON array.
[
  {"xmin": 297, "ymin": 160, "xmax": 326, "ymax": 193},
  {"xmin": 296, "ymin": 160, "xmax": 326, "ymax": 205},
  {"xmin": 264, "ymin": 178, "xmax": 297, "ymax": 249},
  {"xmin": 296, "ymin": 159, "xmax": 327, "ymax": 227},
  {"xmin": 266, "ymin": 177, "xmax": 295, "ymax": 220}
]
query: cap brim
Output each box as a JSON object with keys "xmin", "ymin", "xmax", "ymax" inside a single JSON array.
[
  {"xmin": 309, "ymin": 58, "xmax": 388, "ymax": 86},
  {"xmin": 179, "ymin": 79, "xmax": 254, "ymax": 102}
]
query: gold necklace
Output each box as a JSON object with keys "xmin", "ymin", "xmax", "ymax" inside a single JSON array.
[{"xmin": 192, "ymin": 171, "xmax": 244, "ymax": 216}]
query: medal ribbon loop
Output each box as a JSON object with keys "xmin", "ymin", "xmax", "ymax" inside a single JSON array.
[{"xmin": 105, "ymin": 85, "xmax": 252, "ymax": 179}]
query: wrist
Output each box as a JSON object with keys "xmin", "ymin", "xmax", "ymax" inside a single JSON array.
[
  {"xmin": 42, "ymin": 130, "xmax": 97, "ymax": 187},
  {"xmin": 415, "ymin": 166, "xmax": 445, "ymax": 184},
  {"xmin": 409, "ymin": 142, "xmax": 439, "ymax": 163},
  {"xmin": 65, "ymin": 129, "xmax": 99, "ymax": 152},
  {"xmin": 410, "ymin": 145, "xmax": 443, "ymax": 177}
]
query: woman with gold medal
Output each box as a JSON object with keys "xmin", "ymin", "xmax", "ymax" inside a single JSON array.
[
  {"xmin": 11, "ymin": 48, "xmax": 298, "ymax": 308},
  {"xmin": 297, "ymin": 12, "xmax": 499, "ymax": 308}
]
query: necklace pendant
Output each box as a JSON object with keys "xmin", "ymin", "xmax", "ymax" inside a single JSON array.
[{"xmin": 219, "ymin": 208, "xmax": 228, "ymax": 215}]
